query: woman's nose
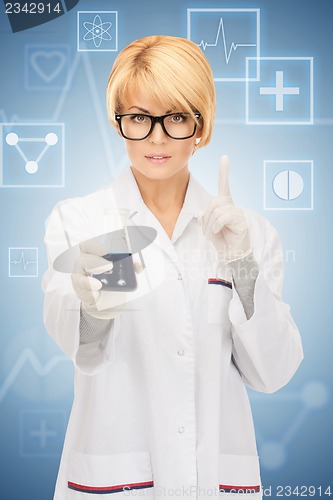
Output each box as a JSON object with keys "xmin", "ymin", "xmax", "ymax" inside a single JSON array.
[{"xmin": 148, "ymin": 122, "xmax": 168, "ymax": 144}]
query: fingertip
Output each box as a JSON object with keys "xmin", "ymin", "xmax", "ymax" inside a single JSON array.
[
  {"xmin": 86, "ymin": 261, "xmax": 113, "ymax": 275},
  {"xmin": 220, "ymin": 154, "xmax": 229, "ymax": 166},
  {"xmin": 197, "ymin": 210, "xmax": 204, "ymax": 220},
  {"xmin": 79, "ymin": 275, "xmax": 103, "ymax": 291},
  {"xmin": 133, "ymin": 260, "xmax": 144, "ymax": 274},
  {"xmin": 90, "ymin": 277, "xmax": 103, "ymax": 291},
  {"xmin": 212, "ymin": 221, "xmax": 221, "ymax": 235}
]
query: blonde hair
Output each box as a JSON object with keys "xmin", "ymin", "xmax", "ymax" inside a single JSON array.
[{"xmin": 106, "ymin": 35, "xmax": 216, "ymax": 148}]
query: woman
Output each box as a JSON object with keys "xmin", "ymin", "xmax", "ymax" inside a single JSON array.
[{"xmin": 43, "ymin": 35, "xmax": 303, "ymax": 499}]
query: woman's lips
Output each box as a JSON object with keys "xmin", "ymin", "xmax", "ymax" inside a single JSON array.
[{"xmin": 145, "ymin": 154, "xmax": 171, "ymax": 164}]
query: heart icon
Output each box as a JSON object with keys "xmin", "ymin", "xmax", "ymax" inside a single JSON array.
[{"xmin": 30, "ymin": 51, "xmax": 66, "ymax": 83}]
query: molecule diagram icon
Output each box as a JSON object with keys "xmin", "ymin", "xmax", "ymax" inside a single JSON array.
[
  {"xmin": 6, "ymin": 131, "xmax": 58, "ymax": 174},
  {"xmin": 0, "ymin": 122, "xmax": 64, "ymax": 188}
]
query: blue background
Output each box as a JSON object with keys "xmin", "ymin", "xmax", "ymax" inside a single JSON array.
[{"xmin": 0, "ymin": 0, "xmax": 332, "ymax": 498}]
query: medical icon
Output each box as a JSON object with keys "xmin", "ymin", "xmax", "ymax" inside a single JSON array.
[
  {"xmin": 6, "ymin": 131, "xmax": 58, "ymax": 174},
  {"xmin": 187, "ymin": 8, "xmax": 260, "ymax": 81},
  {"xmin": 77, "ymin": 11, "xmax": 118, "ymax": 52},
  {"xmin": 263, "ymin": 160, "xmax": 313, "ymax": 210},
  {"xmin": 20, "ymin": 410, "xmax": 66, "ymax": 457},
  {"xmin": 273, "ymin": 170, "xmax": 304, "ymax": 200},
  {"xmin": 260, "ymin": 71, "xmax": 300, "ymax": 112},
  {"xmin": 83, "ymin": 14, "xmax": 112, "ymax": 48},
  {"xmin": 0, "ymin": 123, "xmax": 64, "ymax": 187},
  {"xmin": 25, "ymin": 45, "xmax": 70, "ymax": 90},
  {"xmin": 0, "ymin": 347, "xmax": 71, "ymax": 403},
  {"xmin": 246, "ymin": 57, "xmax": 314, "ymax": 124},
  {"xmin": 8, "ymin": 248, "xmax": 38, "ymax": 277}
]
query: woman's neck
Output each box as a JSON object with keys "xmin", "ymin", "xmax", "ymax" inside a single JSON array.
[
  {"xmin": 130, "ymin": 166, "xmax": 190, "ymax": 239},
  {"xmin": 131, "ymin": 166, "xmax": 190, "ymax": 214}
]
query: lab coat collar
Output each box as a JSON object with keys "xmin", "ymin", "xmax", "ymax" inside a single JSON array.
[
  {"xmin": 111, "ymin": 166, "xmax": 211, "ymax": 219},
  {"xmin": 110, "ymin": 166, "xmax": 146, "ymax": 213},
  {"xmin": 110, "ymin": 167, "xmax": 211, "ymax": 246}
]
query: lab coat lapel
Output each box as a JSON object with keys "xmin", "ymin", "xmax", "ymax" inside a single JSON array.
[
  {"xmin": 171, "ymin": 173, "xmax": 212, "ymax": 245},
  {"xmin": 110, "ymin": 168, "xmax": 177, "ymax": 264},
  {"xmin": 109, "ymin": 167, "xmax": 211, "ymax": 266},
  {"xmin": 130, "ymin": 203, "xmax": 181, "ymax": 267}
]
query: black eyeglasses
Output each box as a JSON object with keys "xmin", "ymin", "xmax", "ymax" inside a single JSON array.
[{"xmin": 115, "ymin": 112, "xmax": 201, "ymax": 140}]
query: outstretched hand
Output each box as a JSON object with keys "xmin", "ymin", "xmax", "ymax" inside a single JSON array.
[{"xmin": 71, "ymin": 239, "xmax": 143, "ymax": 320}]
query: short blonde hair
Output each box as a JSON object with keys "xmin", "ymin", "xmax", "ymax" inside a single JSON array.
[{"xmin": 106, "ymin": 35, "xmax": 216, "ymax": 148}]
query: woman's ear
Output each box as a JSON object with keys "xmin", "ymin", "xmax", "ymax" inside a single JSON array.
[
  {"xmin": 192, "ymin": 136, "xmax": 202, "ymax": 155},
  {"xmin": 195, "ymin": 121, "xmax": 202, "ymax": 143}
]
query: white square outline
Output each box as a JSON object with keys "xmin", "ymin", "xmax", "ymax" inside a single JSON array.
[
  {"xmin": 263, "ymin": 160, "xmax": 314, "ymax": 211},
  {"xmin": 0, "ymin": 122, "xmax": 65, "ymax": 188},
  {"xmin": 20, "ymin": 410, "xmax": 67, "ymax": 458},
  {"xmin": 187, "ymin": 8, "xmax": 260, "ymax": 82},
  {"xmin": 8, "ymin": 247, "xmax": 39, "ymax": 278},
  {"xmin": 246, "ymin": 57, "xmax": 314, "ymax": 125},
  {"xmin": 24, "ymin": 44, "xmax": 71, "ymax": 91},
  {"xmin": 77, "ymin": 11, "xmax": 118, "ymax": 52}
]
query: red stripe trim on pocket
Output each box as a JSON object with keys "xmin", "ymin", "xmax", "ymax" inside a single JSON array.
[
  {"xmin": 208, "ymin": 278, "xmax": 232, "ymax": 289},
  {"xmin": 68, "ymin": 480, "xmax": 154, "ymax": 494},
  {"xmin": 219, "ymin": 484, "xmax": 261, "ymax": 494}
]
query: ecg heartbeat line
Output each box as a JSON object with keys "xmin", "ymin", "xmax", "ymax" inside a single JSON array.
[
  {"xmin": 10, "ymin": 251, "xmax": 37, "ymax": 271},
  {"xmin": 198, "ymin": 17, "xmax": 256, "ymax": 64},
  {"xmin": 0, "ymin": 349, "xmax": 70, "ymax": 403}
]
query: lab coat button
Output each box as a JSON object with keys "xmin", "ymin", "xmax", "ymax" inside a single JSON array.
[
  {"xmin": 178, "ymin": 426, "xmax": 185, "ymax": 433},
  {"xmin": 177, "ymin": 273, "xmax": 182, "ymax": 280},
  {"xmin": 177, "ymin": 349, "xmax": 185, "ymax": 356}
]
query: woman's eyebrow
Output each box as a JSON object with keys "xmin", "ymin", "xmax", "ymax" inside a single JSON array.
[
  {"xmin": 128, "ymin": 106, "xmax": 150, "ymax": 113},
  {"xmin": 128, "ymin": 106, "xmax": 174, "ymax": 114}
]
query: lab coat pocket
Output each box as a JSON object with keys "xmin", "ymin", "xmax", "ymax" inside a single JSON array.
[
  {"xmin": 207, "ymin": 279, "xmax": 232, "ymax": 325},
  {"xmin": 67, "ymin": 450, "xmax": 154, "ymax": 497},
  {"xmin": 219, "ymin": 453, "xmax": 261, "ymax": 497}
]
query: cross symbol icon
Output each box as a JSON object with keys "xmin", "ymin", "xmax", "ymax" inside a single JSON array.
[
  {"xmin": 260, "ymin": 71, "xmax": 300, "ymax": 111},
  {"xmin": 30, "ymin": 419, "xmax": 57, "ymax": 448}
]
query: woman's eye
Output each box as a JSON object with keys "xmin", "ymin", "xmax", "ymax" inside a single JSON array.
[
  {"xmin": 170, "ymin": 114, "xmax": 186, "ymax": 123},
  {"xmin": 131, "ymin": 115, "xmax": 147, "ymax": 123}
]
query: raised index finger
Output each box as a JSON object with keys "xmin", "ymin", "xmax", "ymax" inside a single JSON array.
[{"xmin": 218, "ymin": 154, "xmax": 233, "ymax": 202}]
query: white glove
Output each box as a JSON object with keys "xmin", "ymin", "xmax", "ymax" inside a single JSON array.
[
  {"xmin": 200, "ymin": 155, "xmax": 251, "ymax": 263},
  {"xmin": 71, "ymin": 239, "xmax": 143, "ymax": 320}
]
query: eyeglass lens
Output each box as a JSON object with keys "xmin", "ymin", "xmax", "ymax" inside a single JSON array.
[{"xmin": 120, "ymin": 114, "xmax": 197, "ymax": 139}]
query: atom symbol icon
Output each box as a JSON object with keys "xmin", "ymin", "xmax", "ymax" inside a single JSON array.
[{"xmin": 83, "ymin": 14, "xmax": 112, "ymax": 48}]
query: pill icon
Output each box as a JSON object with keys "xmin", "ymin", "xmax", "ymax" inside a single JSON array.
[{"xmin": 273, "ymin": 170, "xmax": 304, "ymax": 200}]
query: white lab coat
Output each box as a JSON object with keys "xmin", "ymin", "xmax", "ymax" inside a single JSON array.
[{"xmin": 43, "ymin": 167, "xmax": 303, "ymax": 499}]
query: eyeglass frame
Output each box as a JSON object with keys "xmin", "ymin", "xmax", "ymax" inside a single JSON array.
[{"xmin": 115, "ymin": 112, "xmax": 201, "ymax": 141}]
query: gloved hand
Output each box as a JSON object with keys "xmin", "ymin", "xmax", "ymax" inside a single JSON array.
[
  {"xmin": 71, "ymin": 239, "xmax": 143, "ymax": 320},
  {"xmin": 200, "ymin": 155, "xmax": 251, "ymax": 263}
]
